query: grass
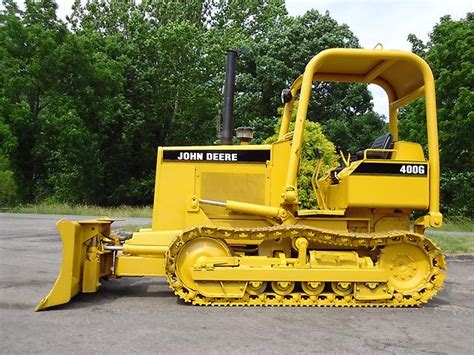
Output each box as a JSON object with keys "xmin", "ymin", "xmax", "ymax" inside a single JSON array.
[
  {"xmin": 434, "ymin": 218, "xmax": 474, "ymax": 232},
  {"xmin": 5, "ymin": 203, "xmax": 473, "ymax": 253},
  {"xmin": 117, "ymin": 226, "xmax": 473, "ymax": 255},
  {"xmin": 6, "ymin": 202, "xmax": 153, "ymax": 218},
  {"xmin": 426, "ymin": 233, "xmax": 474, "ymax": 254},
  {"xmin": 119, "ymin": 224, "xmax": 151, "ymax": 232},
  {"xmin": 424, "ymin": 218, "xmax": 474, "ymax": 253}
]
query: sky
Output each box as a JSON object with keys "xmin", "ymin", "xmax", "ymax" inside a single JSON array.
[
  {"xmin": 286, "ymin": 0, "xmax": 472, "ymax": 116},
  {"xmin": 13, "ymin": 0, "xmax": 473, "ymax": 116}
]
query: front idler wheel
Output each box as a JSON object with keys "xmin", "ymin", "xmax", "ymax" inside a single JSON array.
[{"xmin": 175, "ymin": 237, "xmax": 231, "ymax": 292}]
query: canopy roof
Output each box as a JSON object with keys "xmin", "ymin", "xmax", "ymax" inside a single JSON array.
[{"xmin": 304, "ymin": 48, "xmax": 433, "ymax": 103}]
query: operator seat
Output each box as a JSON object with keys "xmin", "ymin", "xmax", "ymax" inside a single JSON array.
[
  {"xmin": 355, "ymin": 133, "xmax": 394, "ymax": 160},
  {"xmin": 330, "ymin": 133, "xmax": 394, "ymax": 183}
]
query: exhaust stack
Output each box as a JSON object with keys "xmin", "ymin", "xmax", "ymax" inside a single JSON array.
[{"xmin": 221, "ymin": 49, "xmax": 240, "ymax": 145}]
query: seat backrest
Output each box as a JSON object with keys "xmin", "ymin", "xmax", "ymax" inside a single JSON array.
[
  {"xmin": 371, "ymin": 133, "xmax": 393, "ymax": 149},
  {"xmin": 367, "ymin": 133, "xmax": 394, "ymax": 159}
]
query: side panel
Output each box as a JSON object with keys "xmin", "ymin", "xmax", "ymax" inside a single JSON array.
[
  {"xmin": 152, "ymin": 147, "xmax": 196, "ymax": 230},
  {"xmin": 327, "ymin": 162, "xmax": 429, "ymax": 210},
  {"xmin": 152, "ymin": 145, "xmax": 275, "ymax": 231},
  {"xmin": 324, "ymin": 142, "xmax": 430, "ymax": 211},
  {"xmin": 198, "ymin": 169, "xmax": 268, "ymax": 217},
  {"xmin": 346, "ymin": 175, "xmax": 429, "ymax": 208}
]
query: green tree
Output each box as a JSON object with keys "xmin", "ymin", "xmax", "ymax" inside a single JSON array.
[
  {"xmin": 0, "ymin": 114, "xmax": 18, "ymax": 206},
  {"xmin": 0, "ymin": 0, "xmax": 71, "ymax": 201},
  {"xmin": 241, "ymin": 10, "xmax": 383, "ymax": 148},
  {"xmin": 0, "ymin": 0, "xmax": 386, "ymax": 208},
  {"xmin": 401, "ymin": 13, "xmax": 473, "ymax": 217},
  {"xmin": 68, "ymin": 0, "xmax": 225, "ymax": 204},
  {"xmin": 323, "ymin": 111, "xmax": 386, "ymax": 153}
]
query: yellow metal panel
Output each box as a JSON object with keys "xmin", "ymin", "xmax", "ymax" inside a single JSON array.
[
  {"xmin": 82, "ymin": 258, "xmax": 100, "ymax": 293},
  {"xmin": 125, "ymin": 230, "xmax": 181, "ymax": 247},
  {"xmin": 152, "ymin": 162, "xmax": 196, "ymax": 230},
  {"xmin": 327, "ymin": 183, "xmax": 349, "ymax": 210},
  {"xmin": 200, "ymin": 172, "xmax": 266, "ymax": 216},
  {"xmin": 328, "ymin": 175, "xmax": 429, "ymax": 209},
  {"xmin": 269, "ymin": 140, "xmax": 291, "ymax": 206},
  {"xmin": 392, "ymin": 141, "xmax": 425, "ymax": 161},
  {"xmin": 115, "ymin": 255, "xmax": 165, "ymax": 277},
  {"xmin": 153, "ymin": 145, "xmax": 271, "ymax": 230}
]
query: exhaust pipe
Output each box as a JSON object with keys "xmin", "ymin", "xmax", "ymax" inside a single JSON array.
[{"xmin": 221, "ymin": 49, "xmax": 240, "ymax": 145}]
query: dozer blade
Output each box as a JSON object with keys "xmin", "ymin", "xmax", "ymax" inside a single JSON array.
[{"xmin": 36, "ymin": 218, "xmax": 115, "ymax": 311}]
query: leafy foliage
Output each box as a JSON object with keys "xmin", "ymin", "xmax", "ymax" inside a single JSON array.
[
  {"xmin": 241, "ymin": 10, "xmax": 380, "ymax": 143},
  {"xmin": 0, "ymin": 88, "xmax": 18, "ymax": 205},
  {"xmin": 0, "ymin": 154, "xmax": 18, "ymax": 206},
  {"xmin": 2, "ymin": 0, "xmax": 468, "ymax": 219},
  {"xmin": 323, "ymin": 111, "xmax": 386, "ymax": 153},
  {"xmin": 401, "ymin": 13, "xmax": 473, "ymax": 217},
  {"xmin": 265, "ymin": 102, "xmax": 338, "ymax": 208},
  {"xmin": 440, "ymin": 171, "xmax": 473, "ymax": 217},
  {"xmin": 1, "ymin": 0, "xmax": 378, "ymax": 207}
]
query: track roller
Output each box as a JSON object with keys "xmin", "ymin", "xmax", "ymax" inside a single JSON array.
[
  {"xmin": 247, "ymin": 281, "xmax": 267, "ymax": 295},
  {"xmin": 302, "ymin": 281, "xmax": 325, "ymax": 296},
  {"xmin": 331, "ymin": 282, "xmax": 354, "ymax": 296},
  {"xmin": 271, "ymin": 281, "xmax": 295, "ymax": 295}
]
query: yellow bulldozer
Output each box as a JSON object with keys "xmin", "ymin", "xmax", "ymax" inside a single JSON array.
[{"xmin": 36, "ymin": 48, "xmax": 446, "ymax": 310}]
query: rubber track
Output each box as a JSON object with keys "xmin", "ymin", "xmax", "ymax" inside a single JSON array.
[{"xmin": 165, "ymin": 225, "xmax": 446, "ymax": 307}]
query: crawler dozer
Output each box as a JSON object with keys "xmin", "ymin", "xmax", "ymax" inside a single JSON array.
[{"xmin": 37, "ymin": 48, "xmax": 446, "ymax": 310}]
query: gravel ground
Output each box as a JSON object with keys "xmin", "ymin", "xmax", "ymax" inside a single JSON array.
[{"xmin": 1, "ymin": 213, "xmax": 473, "ymax": 354}]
